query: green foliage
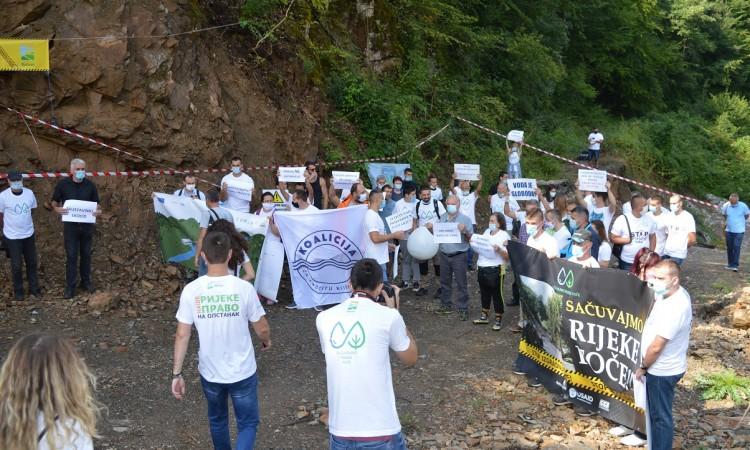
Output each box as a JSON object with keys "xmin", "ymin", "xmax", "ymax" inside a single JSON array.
[{"xmin": 696, "ymin": 369, "xmax": 750, "ymax": 405}]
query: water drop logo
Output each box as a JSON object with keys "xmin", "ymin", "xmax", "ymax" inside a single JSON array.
[
  {"xmin": 12, "ymin": 203, "xmax": 31, "ymax": 215},
  {"xmin": 557, "ymin": 267, "xmax": 574, "ymax": 288},
  {"xmin": 330, "ymin": 321, "xmax": 366, "ymax": 350},
  {"xmin": 293, "ymin": 230, "xmax": 363, "ymax": 294}
]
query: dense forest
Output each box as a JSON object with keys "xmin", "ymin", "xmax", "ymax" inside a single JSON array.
[{"xmin": 239, "ymin": 0, "xmax": 750, "ymax": 198}]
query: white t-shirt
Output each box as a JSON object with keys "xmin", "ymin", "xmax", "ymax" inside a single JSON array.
[
  {"xmin": 641, "ymin": 287, "xmax": 692, "ymax": 376},
  {"xmin": 588, "ymin": 132, "xmax": 604, "ymax": 150},
  {"xmin": 37, "ymin": 414, "xmax": 93, "ymax": 450},
  {"xmin": 416, "ymin": 199, "xmax": 446, "ymax": 227},
  {"xmin": 475, "ymin": 229, "xmax": 510, "ymax": 267},
  {"xmin": 567, "ymin": 255, "xmax": 600, "ymax": 268},
  {"xmin": 663, "ymin": 211, "xmax": 696, "ymax": 259},
  {"xmin": 176, "ymin": 275, "xmax": 266, "ymax": 383},
  {"xmin": 490, "ymin": 194, "xmax": 519, "ymax": 232},
  {"xmin": 173, "ymin": 187, "xmax": 206, "ymax": 201},
  {"xmin": 610, "ymin": 213, "xmax": 656, "ymax": 263},
  {"xmin": 365, "ymin": 209, "xmax": 389, "ymax": 264},
  {"xmin": 430, "ymin": 186, "xmax": 444, "ymax": 202},
  {"xmin": 527, "ymin": 231, "xmax": 559, "ymax": 259},
  {"xmin": 550, "ymin": 227, "xmax": 571, "ymax": 255},
  {"xmin": 585, "ymin": 195, "xmax": 614, "ymax": 232},
  {"xmin": 598, "ymin": 241, "xmax": 612, "ymax": 265},
  {"xmin": 290, "ymin": 204, "xmax": 319, "ymax": 213},
  {"xmin": 647, "ymin": 210, "xmax": 673, "ymax": 255},
  {"xmin": 0, "ymin": 187, "xmax": 37, "ymax": 239},
  {"xmin": 453, "ymin": 187, "xmax": 478, "ymax": 225},
  {"xmin": 221, "ymin": 173, "xmax": 255, "ymax": 211},
  {"xmin": 316, "ymin": 297, "xmax": 411, "ymax": 438}
]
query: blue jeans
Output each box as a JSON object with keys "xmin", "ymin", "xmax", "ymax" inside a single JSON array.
[
  {"xmin": 380, "ymin": 263, "xmax": 388, "ymax": 282},
  {"xmin": 618, "ymin": 260, "xmax": 632, "ymax": 271},
  {"xmin": 646, "ymin": 373, "xmax": 683, "ymax": 450},
  {"xmin": 330, "ymin": 433, "xmax": 407, "ymax": 450},
  {"xmin": 200, "ymin": 374, "xmax": 259, "ymax": 450},
  {"xmin": 726, "ymin": 232, "xmax": 744, "ymax": 268}
]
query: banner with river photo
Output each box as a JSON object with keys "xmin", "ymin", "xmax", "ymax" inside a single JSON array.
[{"xmin": 507, "ymin": 241, "xmax": 652, "ymax": 432}]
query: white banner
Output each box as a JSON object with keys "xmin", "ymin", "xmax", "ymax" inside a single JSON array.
[
  {"xmin": 274, "ymin": 205, "xmax": 368, "ymax": 308},
  {"xmin": 434, "ymin": 222, "xmax": 461, "ymax": 244},
  {"xmin": 470, "ymin": 233, "xmax": 498, "ymax": 259},
  {"xmin": 62, "ymin": 200, "xmax": 97, "ymax": 223},
  {"xmin": 254, "ymin": 235, "xmax": 285, "ymax": 301},
  {"xmin": 454, "ymin": 163, "xmax": 480, "ymax": 181},
  {"xmin": 278, "ymin": 166, "xmax": 306, "ymax": 182},
  {"xmin": 578, "ymin": 169, "xmax": 608, "ymax": 192},
  {"xmin": 508, "ymin": 178, "xmax": 538, "ymax": 201},
  {"xmin": 386, "ymin": 209, "xmax": 414, "ymax": 233},
  {"xmin": 228, "ymin": 210, "xmax": 269, "ymax": 236},
  {"xmin": 332, "ymin": 171, "xmax": 360, "ymax": 190}
]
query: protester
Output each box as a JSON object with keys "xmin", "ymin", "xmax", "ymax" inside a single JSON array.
[
  {"xmin": 545, "ymin": 185, "xmax": 558, "ymax": 203},
  {"xmin": 0, "ymin": 333, "xmax": 99, "ymax": 450},
  {"xmin": 610, "ymin": 193, "xmax": 656, "ymax": 271},
  {"xmin": 391, "ymin": 176, "xmax": 404, "ymax": 202},
  {"xmin": 193, "ymin": 189, "xmax": 234, "ymax": 276},
  {"xmin": 402, "ymin": 167, "xmax": 417, "ymax": 193},
  {"xmin": 563, "ymin": 206, "xmax": 601, "ymax": 259},
  {"xmin": 507, "ymin": 140, "xmax": 523, "ymax": 179},
  {"xmin": 567, "ymin": 229, "xmax": 599, "ymax": 268},
  {"xmin": 316, "ymin": 259, "xmax": 417, "ymax": 450},
  {"xmin": 662, "ymin": 195, "xmax": 696, "ymax": 265},
  {"xmin": 452, "ymin": 172, "xmax": 482, "ymax": 270},
  {"xmin": 0, "ymin": 170, "xmax": 41, "ymax": 300},
  {"xmin": 645, "ymin": 195, "xmax": 672, "ymax": 256},
  {"xmin": 587, "ymin": 127, "xmax": 604, "ymax": 168},
  {"xmin": 545, "ymin": 209, "xmax": 571, "ymax": 258},
  {"xmin": 635, "ymin": 260, "xmax": 692, "ymax": 450},
  {"xmin": 173, "ymin": 174, "xmax": 206, "ymax": 200},
  {"xmin": 505, "ymin": 199, "xmax": 542, "ymax": 244},
  {"xmin": 290, "ymin": 189, "xmax": 319, "ymax": 212},
  {"xmin": 172, "ymin": 231, "xmax": 271, "ymax": 450},
  {"xmin": 379, "ymin": 185, "xmax": 396, "ymax": 229},
  {"xmin": 220, "ymin": 156, "xmax": 255, "ymax": 212},
  {"xmin": 207, "ymin": 219, "xmax": 255, "ymax": 281},
  {"xmin": 304, "ymin": 160, "xmax": 328, "ymax": 209},
  {"xmin": 51, "ymin": 158, "xmax": 102, "ymax": 299},
  {"xmin": 335, "ymin": 182, "xmax": 368, "ymax": 209},
  {"xmin": 428, "ymin": 174, "xmax": 444, "ymax": 201},
  {"xmin": 490, "ymin": 180, "xmax": 519, "ymax": 234},
  {"xmin": 576, "ymin": 180, "xmax": 616, "ymax": 232},
  {"xmin": 416, "ymin": 186, "xmax": 446, "ymax": 297},
  {"xmin": 395, "ymin": 186, "xmax": 421, "ymax": 293},
  {"xmin": 487, "ymin": 171, "xmax": 509, "ymax": 203},
  {"xmin": 721, "ymin": 193, "xmax": 749, "ymax": 272},
  {"xmin": 472, "ymin": 213, "xmax": 510, "ymax": 330},
  {"xmin": 562, "ymin": 196, "xmax": 578, "ymax": 233},
  {"xmin": 591, "ymin": 220, "xmax": 612, "ymax": 268},
  {"xmin": 256, "ymin": 191, "xmax": 276, "ymax": 218},
  {"xmin": 630, "ymin": 248, "xmax": 661, "ymax": 280},
  {"xmin": 366, "ymin": 191, "xmax": 405, "ymax": 281}
]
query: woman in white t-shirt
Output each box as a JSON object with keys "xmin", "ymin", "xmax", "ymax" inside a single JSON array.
[
  {"xmin": 208, "ymin": 219, "xmax": 255, "ymax": 281},
  {"xmin": 471, "ymin": 213, "xmax": 510, "ymax": 331},
  {"xmin": 591, "ymin": 220, "xmax": 612, "ymax": 268},
  {"xmin": 0, "ymin": 334, "xmax": 99, "ymax": 450}
]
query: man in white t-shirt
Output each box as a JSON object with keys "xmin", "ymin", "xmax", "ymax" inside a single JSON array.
[
  {"xmin": 610, "ymin": 193, "xmax": 656, "ymax": 271},
  {"xmin": 576, "ymin": 179, "xmax": 616, "ymax": 232},
  {"xmin": 415, "ymin": 186, "xmax": 447, "ymax": 297},
  {"xmin": 366, "ymin": 191, "xmax": 405, "ymax": 282},
  {"xmin": 663, "ymin": 195, "xmax": 696, "ymax": 266},
  {"xmin": 587, "ymin": 127, "xmax": 604, "ymax": 168},
  {"xmin": 635, "ymin": 260, "xmax": 692, "ymax": 450},
  {"xmin": 490, "ymin": 181, "xmax": 519, "ymax": 233},
  {"xmin": 646, "ymin": 195, "xmax": 672, "ymax": 256},
  {"xmin": 0, "ymin": 170, "xmax": 40, "ymax": 300},
  {"xmin": 171, "ymin": 231, "xmax": 271, "ymax": 450},
  {"xmin": 567, "ymin": 228, "xmax": 599, "ymax": 268},
  {"xmin": 316, "ymin": 259, "xmax": 417, "ymax": 449},
  {"xmin": 428, "ymin": 174, "xmax": 443, "ymax": 202},
  {"xmin": 545, "ymin": 209, "xmax": 570, "ymax": 257},
  {"xmin": 194, "ymin": 189, "xmax": 235, "ymax": 276},
  {"xmin": 173, "ymin": 174, "xmax": 206, "ymax": 201},
  {"xmin": 452, "ymin": 172, "xmax": 483, "ymax": 270},
  {"xmin": 220, "ymin": 156, "xmax": 255, "ymax": 212}
]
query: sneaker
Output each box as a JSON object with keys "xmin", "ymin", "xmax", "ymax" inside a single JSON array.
[
  {"xmin": 512, "ymin": 363, "xmax": 527, "ymax": 376},
  {"xmin": 620, "ymin": 433, "xmax": 647, "ymax": 447},
  {"xmin": 411, "ymin": 282, "xmax": 420, "ymax": 293},
  {"xmin": 63, "ymin": 289, "xmax": 75, "ymax": 300},
  {"xmin": 435, "ymin": 305, "xmax": 453, "ymax": 315},
  {"xmin": 574, "ymin": 405, "xmax": 596, "ymax": 417},
  {"xmin": 527, "ymin": 378, "xmax": 541, "ymax": 388},
  {"xmin": 473, "ymin": 313, "xmax": 489, "ymax": 325},
  {"xmin": 433, "ymin": 288, "xmax": 442, "ymax": 299},
  {"xmin": 492, "ymin": 319, "xmax": 502, "ymax": 331},
  {"xmin": 415, "ymin": 287, "xmax": 428, "ymax": 297},
  {"xmin": 399, "ymin": 281, "xmax": 410, "ymax": 289},
  {"xmin": 552, "ymin": 394, "xmax": 572, "ymax": 406},
  {"xmin": 509, "ymin": 323, "xmax": 523, "ymax": 333},
  {"xmin": 458, "ymin": 310, "xmax": 468, "ymax": 321},
  {"xmin": 609, "ymin": 425, "xmax": 633, "ymax": 437},
  {"xmin": 313, "ymin": 306, "xmax": 323, "ymax": 312},
  {"xmin": 733, "ymin": 267, "xmax": 739, "ymax": 272},
  {"xmin": 285, "ymin": 302, "xmax": 298, "ymax": 310}
]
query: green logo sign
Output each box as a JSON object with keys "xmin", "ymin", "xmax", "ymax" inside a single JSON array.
[
  {"xmin": 330, "ymin": 321, "xmax": 366, "ymax": 350},
  {"xmin": 557, "ymin": 267, "xmax": 574, "ymax": 288},
  {"xmin": 20, "ymin": 46, "xmax": 34, "ymax": 62}
]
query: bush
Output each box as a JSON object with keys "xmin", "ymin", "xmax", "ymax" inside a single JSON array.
[{"xmin": 696, "ymin": 369, "xmax": 750, "ymax": 405}]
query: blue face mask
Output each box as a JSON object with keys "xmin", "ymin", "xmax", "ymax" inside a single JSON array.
[
  {"xmin": 488, "ymin": 223, "xmax": 497, "ymax": 232},
  {"xmin": 231, "ymin": 166, "xmax": 242, "ymax": 175},
  {"xmin": 571, "ymin": 245, "xmax": 584, "ymax": 258},
  {"xmin": 10, "ymin": 181, "xmax": 23, "ymax": 190},
  {"xmin": 570, "ymin": 221, "xmax": 579, "ymax": 232},
  {"xmin": 526, "ymin": 224, "xmax": 538, "ymax": 235},
  {"xmin": 394, "ymin": 183, "xmax": 402, "ymax": 190},
  {"xmin": 74, "ymin": 170, "xmax": 86, "ymax": 181},
  {"xmin": 446, "ymin": 204, "xmax": 458, "ymax": 214},
  {"xmin": 404, "ymin": 176, "xmax": 412, "ymax": 182}
]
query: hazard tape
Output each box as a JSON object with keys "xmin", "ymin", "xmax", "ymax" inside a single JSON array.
[{"xmin": 454, "ymin": 115, "xmax": 720, "ymax": 211}]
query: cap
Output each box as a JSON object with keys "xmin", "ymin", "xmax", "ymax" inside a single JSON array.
[
  {"xmin": 7, "ymin": 170, "xmax": 23, "ymax": 182},
  {"xmin": 572, "ymin": 228, "xmax": 592, "ymax": 243}
]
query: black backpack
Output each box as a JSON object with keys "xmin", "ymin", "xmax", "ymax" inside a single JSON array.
[
  {"xmin": 416, "ymin": 199, "xmax": 441, "ymax": 221},
  {"xmin": 178, "ymin": 187, "xmax": 202, "ymax": 199},
  {"xmin": 207, "ymin": 209, "xmax": 221, "ymax": 228}
]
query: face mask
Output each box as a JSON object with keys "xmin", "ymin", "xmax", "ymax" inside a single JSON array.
[
  {"xmin": 185, "ymin": 183, "xmax": 196, "ymax": 191},
  {"xmin": 74, "ymin": 170, "xmax": 86, "ymax": 181},
  {"xmin": 526, "ymin": 224, "xmax": 538, "ymax": 235},
  {"xmin": 411, "ymin": 197, "xmax": 417, "ymax": 204},
  {"xmin": 377, "ymin": 183, "xmax": 385, "ymax": 190},
  {"xmin": 404, "ymin": 176, "xmax": 412, "ymax": 182},
  {"xmin": 262, "ymin": 203, "xmax": 274, "ymax": 211},
  {"xmin": 394, "ymin": 183, "xmax": 402, "ymax": 190},
  {"xmin": 544, "ymin": 221, "xmax": 553, "ymax": 229},
  {"xmin": 570, "ymin": 221, "xmax": 579, "ymax": 232},
  {"xmin": 292, "ymin": 201, "xmax": 299, "ymax": 209},
  {"xmin": 358, "ymin": 193, "xmax": 368, "ymax": 203},
  {"xmin": 550, "ymin": 191, "xmax": 557, "ymax": 199},
  {"xmin": 10, "ymin": 181, "xmax": 23, "ymax": 190},
  {"xmin": 488, "ymin": 223, "xmax": 497, "ymax": 232},
  {"xmin": 231, "ymin": 166, "xmax": 242, "ymax": 175},
  {"xmin": 378, "ymin": 204, "xmax": 384, "ymax": 212},
  {"xmin": 571, "ymin": 245, "xmax": 584, "ymax": 258},
  {"xmin": 462, "ymin": 189, "xmax": 470, "ymax": 195},
  {"xmin": 670, "ymin": 203, "xmax": 680, "ymax": 211},
  {"xmin": 648, "ymin": 280, "xmax": 670, "ymax": 296},
  {"xmin": 446, "ymin": 204, "xmax": 458, "ymax": 214}
]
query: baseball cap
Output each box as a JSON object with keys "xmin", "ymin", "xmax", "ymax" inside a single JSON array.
[
  {"xmin": 7, "ymin": 170, "xmax": 23, "ymax": 182},
  {"xmin": 572, "ymin": 229, "xmax": 592, "ymax": 243}
]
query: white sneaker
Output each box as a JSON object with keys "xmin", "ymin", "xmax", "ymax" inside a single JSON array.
[
  {"xmin": 620, "ymin": 433, "xmax": 647, "ymax": 447},
  {"xmin": 609, "ymin": 425, "xmax": 633, "ymax": 437}
]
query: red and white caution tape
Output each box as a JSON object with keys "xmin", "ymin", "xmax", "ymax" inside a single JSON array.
[{"xmin": 454, "ymin": 115, "xmax": 720, "ymax": 211}]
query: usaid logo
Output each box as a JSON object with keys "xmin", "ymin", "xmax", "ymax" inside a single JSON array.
[
  {"xmin": 557, "ymin": 267, "xmax": 574, "ymax": 288},
  {"xmin": 568, "ymin": 387, "xmax": 593, "ymax": 405},
  {"xmin": 293, "ymin": 230, "xmax": 363, "ymax": 294}
]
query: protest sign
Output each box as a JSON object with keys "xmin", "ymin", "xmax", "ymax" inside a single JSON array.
[
  {"xmin": 433, "ymin": 222, "xmax": 461, "ymax": 244},
  {"xmin": 386, "ymin": 209, "xmax": 414, "ymax": 233},
  {"xmin": 62, "ymin": 200, "xmax": 97, "ymax": 223},
  {"xmin": 278, "ymin": 166, "xmax": 306, "ymax": 182},
  {"xmin": 508, "ymin": 178, "xmax": 538, "ymax": 201},
  {"xmin": 470, "ymin": 233, "xmax": 499, "ymax": 259},
  {"xmin": 454, "ymin": 163, "xmax": 480, "ymax": 181},
  {"xmin": 578, "ymin": 169, "xmax": 608, "ymax": 192},
  {"xmin": 507, "ymin": 129, "xmax": 524, "ymax": 142},
  {"xmin": 332, "ymin": 171, "xmax": 360, "ymax": 190}
]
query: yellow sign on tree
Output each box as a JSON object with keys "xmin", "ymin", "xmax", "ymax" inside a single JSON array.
[{"xmin": 0, "ymin": 39, "xmax": 49, "ymax": 71}]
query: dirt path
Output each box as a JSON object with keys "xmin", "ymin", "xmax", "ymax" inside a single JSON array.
[{"xmin": 0, "ymin": 244, "xmax": 748, "ymax": 449}]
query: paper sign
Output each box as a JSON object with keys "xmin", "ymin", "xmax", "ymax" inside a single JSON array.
[
  {"xmin": 386, "ymin": 209, "xmax": 414, "ymax": 233},
  {"xmin": 433, "ymin": 222, "xmax": 461, "ymax": 244},
  {"xmin": 278, "ymin": 166, "xmax": 306, "ymax": 182},
  {"xmin": 454, "ymin": 163, "xmax": 480, "ymax": 181},
  {"xmin": 509, "ymin": 178, "xmax": 538, "ymax": 201},
  {"xmin": 332, "ymin": 171, "xmax": 360, "ymax": 190},
  {"xmin": 470, "ymin": 234, "xmax": 499, "ymax": 259},
  {"xmin": 263, "ymin": 189, "xmax": 288, "ymax": 205},
  {"xmin": 578, "ymin": 169, "xmax": 608, "ymax": 193},
  {"xmin": 62, "ymin": 200, "xmax": 97, "ymax": 223},
  {"xmin": 228, "ymin": 210, "xmax": 269, "ymax": 236},
  {"xmin": 507, "ymin": 129, "xmax": 524, "ymax": 143}
]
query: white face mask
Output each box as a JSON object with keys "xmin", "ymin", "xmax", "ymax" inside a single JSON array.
[
  {"xmin": 394, "ymin": 183, "xmax": 402, "ymax": 190},
  {"xmin": 262, "ymin": 202, "xmax": 274, "ymax": 211},
  {"xmin": 488, "ymin": 223, "xmax": 497, "ymax": 232},
  {"xmin": 358, "ymin": 193, "xmax": 368, "ymax": 203},
  {"xmin": 10, "ymin": 181, "xmax": 23, "ymax": 190},
  {"xmin": 231, "ymin": 166, "xmax": 242, "ymax": 175},
  {"xmin": 185, "ymin": 183, "xmax": 196, "ymax": 191},
  {"xmin": 549, "ymin": 191, "xmax": 557, "ymax": 198}
]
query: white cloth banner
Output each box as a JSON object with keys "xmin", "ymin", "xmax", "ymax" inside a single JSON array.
[
  {"xmin": 278, "ymin": 166, "xmax": 306, "ymax": 182},
  {"xmin": 62, "ymin": 200, "xmax": 97, "ymax": 223},
  {"xmin": 433, "ymin": 223, "xmax": 461, "ymax": 244},
  {"xmin": 508, "ymin": 178, "xmax": 538, "ymax": 201},
  {"xmin": 274, "ymin": 205, "xmax": 368, "ymax": 308},
  {"xmin": 578, "ymin": 169, "xmax": 608, "ymax": 192},
  {"xmin": 254, "ymin": 235, "xmax": 285, "ymax": 301},
  {"xmin": 454, "ymin": 163, "xmax": 480, "ymax": 181}
]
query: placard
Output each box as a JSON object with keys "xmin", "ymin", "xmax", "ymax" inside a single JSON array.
[
  {"xmin": 262, "ymin": 189, "xmax": 287, "ymax": 205},
  {"xmin": 454, "ymin": 163, "xmax": 480, "ymax": 181},
  {"xmin": 332, "ymin": 171, "xmax": 360, "ymax": 190},
  {"xmin": 386, "ymin": 209, "xmax": 415, "ymax": 233},
  {"xmin": 508, "ymin": 178, "xmax": 538, "ymax": 201},
  {"xmin": 507, "ymin": 129, "xmax": 524, "ymax": 143},
  {"xmin": 578, "ymin": 169, "xmax": 608, "ymax": 193},
  {"xmin": 278, "ymin": 166, "xmax": 306, "ymax": 182},
  {"xmin": 470, "ymin": 233, "xmax": 499, "ymax": 259},
  {"xmin": 433, "ymin": 222, "xmax": 461, "ymax": 244},
  {"xmin": 62, "ymin": 200, "xmax": 97, "ymax": 223}
]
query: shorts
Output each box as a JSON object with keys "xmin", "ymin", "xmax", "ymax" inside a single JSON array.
[{"xmin": 588, "ymin": 149, "xmax": 600, "ymax": 161}]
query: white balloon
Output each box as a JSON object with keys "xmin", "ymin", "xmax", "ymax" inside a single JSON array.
[{"xmin": 407, "ymin": 226, "xmax": 438, "ymax": 260}]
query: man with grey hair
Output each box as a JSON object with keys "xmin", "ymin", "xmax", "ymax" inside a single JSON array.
[
  {"xmin": 721, "ymin": 193, "xmax": 749, "ymax": 271},
  {"xmin": 52, "ymin": 158, "xmax": 102, "ymax": 299}
]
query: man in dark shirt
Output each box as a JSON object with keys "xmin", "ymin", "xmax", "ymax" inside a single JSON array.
[
  {"xmin": 402, "ymin": 167, "xmax": 418, "ymax": 194},
  {"xmin": 51, "ymin": 158, "xmax": 102, "ymax": 299}
]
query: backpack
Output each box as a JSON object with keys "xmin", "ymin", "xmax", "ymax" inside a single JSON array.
[
  {"xmin": 207, "ymin": 208, "xmax": 221, "ymax": 228},
  {"xmin": 609, "ymin": 213, "xmax": 631, "ymax": 260},
  {"xmin": 416, "ymin": 199, "xmax": 441, "ymax": 221},
  {"xmin": 179, "ymin": 187, "xmax": 202, "ymax": 199}
]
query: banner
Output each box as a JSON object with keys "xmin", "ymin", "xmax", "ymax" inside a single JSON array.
[
  {"xmin": 507, "ymin": 241, "xmax": 651, "ymax": 433},
  {"xmin": 366, "ymin": 163, "xmax": 410, "ymax": 187},
  {"xmin": 454, "ymin": 163, "xmax": 480, "ymax": 181},
  {"xmin": 254, "ymin": 234, "xmax": 285, "ymax": 301},
  {"xmin": 578, "ymin": 169, "xmax": 608, "ymax": 192},
  {"xmin": 508, "ymin": 178, "xmax": 538, "ymax": 200},
  {"xmin": 62, "ymin": 200, "xmax": 97, "ymax": 223},
  {"xmin": 274, "ymin": 206, "xmax": 368, "ymax": 308},
  {"xmin": 0, "ymin": 39, "xmax": 49, "ymax": 71}
]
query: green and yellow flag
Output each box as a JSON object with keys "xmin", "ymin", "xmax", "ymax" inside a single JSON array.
[{"xmin": 0, "ymin": 39, "xmax": 49, "ymax": 71}]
